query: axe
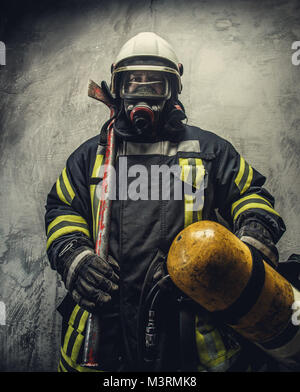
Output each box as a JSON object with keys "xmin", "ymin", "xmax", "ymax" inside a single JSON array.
[{"xmin": 81, "ymin": 80, "xmax": 117, "ymax": 367}]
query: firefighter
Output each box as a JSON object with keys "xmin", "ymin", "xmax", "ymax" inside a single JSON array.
[{"xmin": 45, "ymin": 32, "xmax": 286, "ymax": 372}]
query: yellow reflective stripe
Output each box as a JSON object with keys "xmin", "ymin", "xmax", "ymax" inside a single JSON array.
[
  {"xmin": 201, "ymin": 323, "xmax": 222, "ymax": 363},
  {"xmin": 210, "ymin": 329, "xmax": 226, "ymax": 357},
  {"xmin": 183, "ymin": 194, "xmax": 194, "ymax": 227},
  {"xmin": 46, "ymin": 215, "xmax": 90, "ymax": 250},
  {"xmin": 47, "ymin": 215, "xmax": 88, "ymax": 235},
  {"xmin": 70, "ymin": 310, "xmax": 89, "ymax": 362},
  {"xmin": 58, "ymin": 360, "xmax": 67, "ymax": 372},
  {"xmin": 60, "ymin": 348, "xmax": 102, "ymax": 372},
  {"xmin": 70, "ymin": 333, "xmax": 85, "ymax": 363},
  {"xmin": 62, "ymin": 167, "xmax": 75, "ymax": 201},
  {"xmin": 195, "ymin": 316, "xmax": 212, "ymax": 367},
  {"xmin": 91, "ymin": 155, "xmax": 104, "ymax": 178},
  {"xmin": 231, "ymin": 193, "xmax": 273, "ymax": 214},
  {"xmin": 197, "ymin": 207, "xmax": 203, "ymax": 222},
  {"xmin": 69, "ymin": 304, "xmax": 80, "ymax": 328},
  {"xmin": 195, "ymin": 326, "xmax": 211, "ymax": 367},
  {"xmin": 179, "ymin": 158, "xmax": 193, "ymax": 227},
  {"xmin": 179, "ymin": 158, "xmax": 189, "ymax": 182},
  {"xmin": 179, "ymin": 158, "xmax": 193, "ymax": 228},
  {"xmin": 179, "ymin": 158, "xmax": 205, "ymax": 227},
  {"xmin": 235, "ymin": 156, "xmax": 245, "ymax": 189},
  {"xmin": 62, "ymin": 305, "xmax": 89, "ymax": 364},
  {"xmin": 196, "ymin": 328, "xmax": 240, "ymax": 371},
  {"xmin": 63, "ymin": 326, "xmax": 74, "ymax": 354},
  {"xmin": 56, "ymin": 176, "xmax": 70, "ymax": 206},
  {"xmin": 194, "ymin": 158, "xmax": 205, "ymax": 190},
  {"xmin": 233, "ymin": 203, "xmax": 280, "ymax": 222},
  {"xmin": 94, "ymin": 195, "xmax": 102, "ymax": 242},
  {"xmin": 55, "ymin": 167, "xmax": 75, "ymax": 206},
  {"xmin": 234, "ymin": 157, "xmax": 253, "ymax": 195},
  {"xmin": 195, "ymin": 158, "xmax": 204, "ymax": 221},
  {"xmin": 77, "ymin": 309, "xmax": 89, "ymax": 333},
  {"xmin": 195, "ymin": 314, "xmax": 242, "ymax": 371},
  {"xmin": 90, "ymin": 154, "xmax": 104, "ymax": 241},
  {"xmin": 91, "ymin": 183, "xmax": 96, "ymax": 242},
  {"xmin": 63, "ymin": 305, "xmax": 80, "ymax": 353},
  {"xmin": 46, "ymin": 226, "xmax": 90, "ymax": 250},
  {"xmin": 241, "ymin": 165, "xmax": 253, "ymax": 195}
]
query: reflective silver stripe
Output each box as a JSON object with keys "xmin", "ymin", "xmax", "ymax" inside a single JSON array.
[
  {"xmin": 118, "ymin": 139, "xmax": 200, "ymax": 156},
  {"xmin": 66, "ymin": 249, "xmax": 94, "ymax": 290},
  {"xmin": 260, "ymin": 287, "xmax": 300, "ymax": 366},
  {"xmin": 239, "ymin": 235, "xmax": 278, "ymax": 267}
]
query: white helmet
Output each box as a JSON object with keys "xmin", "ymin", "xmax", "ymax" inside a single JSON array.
[{"xmin": 110, "ymin": 32, "xmax": 183, "ymax": 98}]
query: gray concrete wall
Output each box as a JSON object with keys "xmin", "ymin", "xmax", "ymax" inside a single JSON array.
[{"xmin": 0, "ymin": 0, "xmax": 299, "ymax": 371}]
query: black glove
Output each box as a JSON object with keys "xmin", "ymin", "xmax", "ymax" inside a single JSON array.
[
  {"xmin": 56, "ymin": 238, "xmax": 120, "ymax": 313},
  {"xmin": 235, "ymin": 219, "xmax": 279, "ymax": 268}
]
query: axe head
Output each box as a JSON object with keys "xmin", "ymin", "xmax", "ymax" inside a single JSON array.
[{"xmin": 88, "ymin": 80, "xmax": 115, "ymax": 109}]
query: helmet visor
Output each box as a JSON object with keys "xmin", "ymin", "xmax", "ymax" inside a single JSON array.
[{"xmin": 120, "ymin": 70, "xmax": 169, "ymax": 99}]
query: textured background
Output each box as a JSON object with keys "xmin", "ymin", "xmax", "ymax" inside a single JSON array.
[{"xmin": 0, "ymin": 0, "xmax": 299, "ymax": 371}]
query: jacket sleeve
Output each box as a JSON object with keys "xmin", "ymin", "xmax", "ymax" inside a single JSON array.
[
  {"xmin": 214, "ymin": 139, "xmax": 286, "ymax": 244},
  {"xmin": 45, "ymin": 145, "xmax": 94, "ymax": 271}
]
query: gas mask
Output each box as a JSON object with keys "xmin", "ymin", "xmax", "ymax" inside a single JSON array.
[
  {"xmin": 112, "ymin": 66, "xmax": 186, "ymax": 140},
  {"xmin": 120, "ymin": 69, "xmax": 171, "ymax": 136}
]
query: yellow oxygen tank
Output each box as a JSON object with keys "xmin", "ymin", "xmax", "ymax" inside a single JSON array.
[{"xmin": 167, "ymin": 220, "xmax": 300, "ymax": 368}]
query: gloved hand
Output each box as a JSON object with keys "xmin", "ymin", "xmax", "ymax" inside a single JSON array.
[
  {"xmin": 56, "ymin": 238, "xmax": 120, "ymax": 313},
  {"xmin": 235, "ymin": 219, "xmax": 279, "ymax": 268}
]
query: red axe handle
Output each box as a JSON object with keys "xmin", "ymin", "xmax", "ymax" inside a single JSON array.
[{"xmin": 81, "ymin": 81, "xmax": 117, "ymax": 367}]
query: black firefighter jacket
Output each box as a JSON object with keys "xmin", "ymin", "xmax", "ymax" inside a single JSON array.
[{"xmin": 45, "ymin": 124, "xmax": 286, "ymax": 372}]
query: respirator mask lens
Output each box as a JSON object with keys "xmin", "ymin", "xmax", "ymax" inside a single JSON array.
[{"xmin": 120, "ymin": 70, "xmax": 169, "ymax": 99}]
